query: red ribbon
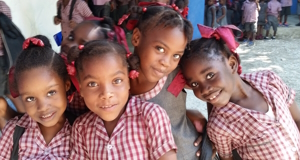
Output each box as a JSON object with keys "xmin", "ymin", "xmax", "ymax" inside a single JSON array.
[
  {"xmin": 197, "ymin": 24, "xmax": 242, "ymax": 53},
  {"xmin": 22, "ymin": 38, "xmax": 44, "ymax": 49},
  {"xmin": 197, "ymin": 24, "xmax": 243, "ymax": 74}
]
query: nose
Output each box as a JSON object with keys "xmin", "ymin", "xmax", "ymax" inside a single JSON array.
[
  {"xmin": 200, "ymin": 83, "xmax": 213, "ymax": 97},
  {"xmin": 37, "ymin": 98, "xmax": 50, "ymax": 112},
  {"xmin": 159, "ymin": 55, "xmax": 171, "ymax": 68},
  {"xmin": 98, "ymin": 85, "xmax": 113, "ymax": 100}
]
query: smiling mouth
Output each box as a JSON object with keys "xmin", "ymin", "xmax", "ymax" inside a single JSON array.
[
  {"xmin": 153, "ymin": 68, "xmax": 166, "ymax": 76},
  {"xmin": 206, "ymin": 90, "xmax": 222, "ymax": 102},
  {"xmin": 40, "ymin": 112, "xmax": 56, "ymax": 120},
  {"xmin": 98, "ymin": 104, "xmax": 116, "ymax": 109}
]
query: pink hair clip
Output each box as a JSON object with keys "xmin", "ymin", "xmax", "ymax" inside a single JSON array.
[
  {"xmin": 118, "ymin": 14, "xmax": 130, "ymax": 25},
  {"xmin": 126, "ymin": 52, "xmax": 132, "ymax": 58},
  {"xmin": 129, "ymin": 70, "xmax": 139, "ymax": 79},
  {"xmin": 142, "ymin": 7, "xmax": 147, "ymax": 12},
  {"xmin": 22, "ymin": 38, "xmax": 44, "ymax": 50},
  {"xmin": 78, "ymin": 45, "xmax": 84, "ymax": 50}
]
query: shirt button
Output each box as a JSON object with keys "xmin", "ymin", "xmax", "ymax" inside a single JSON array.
[
  {"xmin": 291, "ymin": 147, "xmax": 297, "ymax": 152},
  {"xmin": 107, "ymin": 144, "xmax": 113, "ymax": 150}
]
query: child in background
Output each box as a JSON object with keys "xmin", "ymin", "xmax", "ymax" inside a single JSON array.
[
  {"xmin": 180, "ymin": 24, "xmax": 300, "ymax": 160},
  {"xmin": 217, "ymin": 0, "xmax": 228, "ymax": 26},
  {"xmin": 265, "ymin": 0, "xmax": 281, "ymax": 39},
  {"xmin": 206, "ymin": 0, "xmax": 219, "ymax": 28},
  {"xmin": 241, "ymin": 0, "xmax": 260, "ymax": 46},
  {"xmin": 0, "ymin": 35, "xmax": 72, "ymax": 159},
  {"xmin": 119, "ymin": 4, "xmax": 211, "ymax": 159},
  {"xmin": 54, "ymin": 0, "xmax": 93, "ymax": 40},
  {"xmin": 256, "ymin": 0, "xmax": 267, "ymax": 40},
  {"xmin": 70, "ymin": 40, "xmax": 177, "ymax": 159}
]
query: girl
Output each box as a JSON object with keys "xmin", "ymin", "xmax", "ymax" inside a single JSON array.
[
  {"xmin": 256, "ymin": 0, "xmax": 267, "ymax": 40},
  {"xmin": 180, "ymin": 24, "xmax": 300, "ymax": 160},
  {"xmin": 216, "ymin": 0, "xmax": 228, "ymax": 26},
  {"xmin": 70, "ymin": 40, "xmax": 177, "ymax": 159},
  {"xmin": 0, "ymin": 35, "xmax": 72, "ymax": 159},
  {"xmin": 119, "ymin": 3, "xmax": 211, "ymax": 159},
  {"xmin": 62, "ymin": 16, "xmax": 130, "ymax": 116},
  {"xmin": 206, "ymin": 0, "xmax": 219, "ymax": 28}
]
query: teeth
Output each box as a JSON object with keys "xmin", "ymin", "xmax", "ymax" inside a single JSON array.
[
  {"xmin": 42, "ymin": 113, "xmax": 53, "ymax": 118},
  {"xmin": 210, "ymin": 96, "xmax": 216, "ymax": 100},
  {"xmin": 100, "ymin": 105, "xmax": 112, "ymax": 109}
]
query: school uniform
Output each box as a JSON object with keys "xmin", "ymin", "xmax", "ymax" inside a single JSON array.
[
  {"xmin": 265, "ymin": 0, "xmax": 282, "ymax": 32},
  {"xmin": 69, "ymin": 96, "xmax": 176, "ymax": 159},
  {"xmin": 57, "ymin": 0, "xmax": 92, "ymax": 40},
  {"xmin": 0, "ymin": 114, "xmax": 71, "ymax": 159},
  {"xmin": 134, "ymin": 68, "xmax": 200, "ymax": 160},
  {"xmin": 207, "ymin": 70, "xmax": 300, "ymax": 159},
  {"xmin": 241, "ymin": 0, "xmax": 258, "ymax": 33}
]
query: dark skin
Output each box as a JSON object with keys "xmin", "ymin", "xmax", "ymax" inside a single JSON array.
[
  {"xmin": 131, "ymin": 26, "xmax": 207, "ymax": 157},
  {"xmin": 183, "ymin": 54, "xmax": 300, "ymax": 160}
]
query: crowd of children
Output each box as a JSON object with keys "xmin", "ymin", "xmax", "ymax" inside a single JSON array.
[
  {"xmin": 1, "ymin": 0, "xmax": 300, "ymax": 159},
  {"xmin": 205, "ymin": 0, "xmax": 299, "ymax": 47}
]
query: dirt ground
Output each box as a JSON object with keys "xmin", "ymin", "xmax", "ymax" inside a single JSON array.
[{"xmin": 186, "ymin": 15, "xmax": 300, "ymax": 119}]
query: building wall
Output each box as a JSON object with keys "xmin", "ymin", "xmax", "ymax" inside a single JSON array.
[
  {"xmin": 3, "ymin": 0, "xmax": 61, "ymax": 52},
  {"xmin": 187, "ymin": 0, "xmax": 205, "ymax": 39}
]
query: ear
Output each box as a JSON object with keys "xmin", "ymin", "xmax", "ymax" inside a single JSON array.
[
  {"xmin": 228, "ymin": 55, "xmax": 238, "ymax": 74},
  {"xmin": 131, "ymin": 28, "xmax": 141, "ymax": 47},
  {"xmin": 65, "ymin": 79, "xmax": 71, "ymax": 92}
]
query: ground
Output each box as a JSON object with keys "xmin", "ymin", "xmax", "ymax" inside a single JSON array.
[{"xmin": 186, "ymin": 15, "xmax": 300, "ymax": 119}]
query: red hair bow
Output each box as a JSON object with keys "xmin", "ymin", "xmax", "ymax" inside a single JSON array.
[
  {"xmin": 22, "ymin": 38, "xmax": 44, "ymax": 50},
  {"xmin": 181, "ymin": 7, "xmax": 189, "ymax": 18},
  {"xmin": 197, "ymin": 24, "xmax": 243, "ymax": 74},
  {"xmin": 197, "ymin": 24, "xmax": 242, "ymax": 53}
]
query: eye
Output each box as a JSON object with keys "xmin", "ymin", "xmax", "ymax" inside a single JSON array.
[
  {"xmin": 113, "ymin": 79, "xmax": 123, "ymax": 84},
  {"xmin": 190, "ymin": 82, "xmax": 199, "ymax": 88},
  {"xmin": 26, "ymin": 97, "xmax": 35, "ymax": 102},
  {"xmin": 47, "ymin": 90, "xmax": 56, "ymax": 97},
  {"xmin": 206, "ymin": 73, "xmax": 215, "ymax": 80},
  {"xmin": 88, "ymin": 82, "xmax": 98, "ymax": 87},
  {"xmin": 173, "ymin": 54, "xmax": 181, "ymax": 59},
  {"xmin": 68, "ymin": 34, "xmax": 74, "ymax": 41},
  {"xmin": 156, "ymin": 46, "xmax": 165, "ymax": 53}
]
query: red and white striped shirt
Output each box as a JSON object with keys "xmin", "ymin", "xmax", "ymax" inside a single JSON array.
[
  {"xmin": 134, "ymin": 76, "xmax": 167, "ymax": 100},
  {"xmin": 0, "ymin": 114, "xmax": 71, "ymax": 159},
  {"xmin": 207, "ymin": 70, "xmax": 300, "ymax": 159},
  {"xmin": 0, "ymin": 0, "xmax": 12, "ymax": 56},
  {"xmin": 69, "ymin": 96, "xmax": 176, "ymax": 159}
]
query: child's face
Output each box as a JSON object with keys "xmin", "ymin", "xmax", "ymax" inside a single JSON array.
[
  {"xmin": 61, "ymin": 22, "xmax": 103, "ymax": 56},
  {"xmin": 208, "ymin": 0, "xmax": 214, "ymax": 5},
  {"xmin": 78, "ymin": 54, "xmax": 130, "ymax": 122},
  {"xmin": 132, "ymin": 26, "xmax": 187, "ymax": 83},
  {"xmin": 17, "ymin": 67, "xmax": 70, "ymax": 127},
  {"xmin": 181, "ymin": 56, "xmax": 237, "ymax": 107},
  {"xmin": 220, "ymin": 0, "xmax": 226, "ymax": 5}
]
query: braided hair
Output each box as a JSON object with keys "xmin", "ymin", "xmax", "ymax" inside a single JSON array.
[
  {"xmin": 74, "ymin": 40, "xmax": 128, "ymax": 78},
  {"xmin": 67, "ymin": 17, "xmax": 129, "ymax": 62},
  {"xmin": 180, "ymin": 37, "xmax": 242, "ymax": 74},
  {"xmin": 14, "ymin": 35, "xmax": 68, "ymax": 87}
]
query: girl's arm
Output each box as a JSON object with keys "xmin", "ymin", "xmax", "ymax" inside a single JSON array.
[
  {"xmin": 289, "ymin": 101, "xmax": 300, "ymax": 132},
  {"xmin": 158, "ymin": 150, "xmax": 177, "ymax": 160},
  {"xmin": 217, "ymin": 7, "xmax": 226, "ymax": 22},
  {"xmin": 211, "ymin": 7, "xmax": 216, "ymax": 27}
]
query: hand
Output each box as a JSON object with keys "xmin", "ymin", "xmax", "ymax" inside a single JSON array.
[
  {"xmin": 54, "ymin": 16, "xmax": 61, "ymax": 25},
  {"xmin": 216, "ymin": 19, "xmax": 220, "ymax": 23},
  {"xmin": 265, "ymin": 18, "xmax": 268, "ymax": 23},
  {"xmin": 69, "ymin": 20, "xmax": 78, "ymax": 28},
  {"xmin": 186, "ymin": 110, "xmax": 207, "ymax": 157}
]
